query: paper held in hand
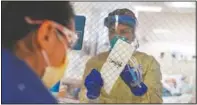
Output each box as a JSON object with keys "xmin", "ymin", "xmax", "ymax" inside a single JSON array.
[{"xmin": 100, "ymin": 39, "xmax": 135, "ymax": 94}]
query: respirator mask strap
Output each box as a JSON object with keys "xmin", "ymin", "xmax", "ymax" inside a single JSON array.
[{"xmin": 41, "ymin": 50, "xmax": 51, "ymax": 67}]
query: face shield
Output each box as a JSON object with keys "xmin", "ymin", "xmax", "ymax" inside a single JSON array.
[
  {"xmin": 104, "ymin": 15, "xmax": 137, "ymax": 30},
  {"xmin": 104, "ymin": 15, "xmax": 139, "ymax": 49}
]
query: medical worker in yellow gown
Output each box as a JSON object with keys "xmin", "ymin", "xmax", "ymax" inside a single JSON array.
[{"xmin": 79, "ymin": 8, "xmax": 163, "ymax": 103}]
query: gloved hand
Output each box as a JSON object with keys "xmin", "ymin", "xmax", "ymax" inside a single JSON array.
[
  {"xmin": 120, "ymin": 64, "xmax": 148, "ymax": 96},
  {"xmin": 85, "ymin": 69, "xmax": 103, "ymax": 99}
]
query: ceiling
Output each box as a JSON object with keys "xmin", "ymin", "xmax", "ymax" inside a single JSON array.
[{"xmin": 73, "ymin": 2, "xmax": 195, "ymax": 13}]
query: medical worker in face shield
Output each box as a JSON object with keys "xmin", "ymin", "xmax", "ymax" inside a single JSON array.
[
  {"xmin": 2, "ymin": 2, "xmax": 77, "ymax": 104},
  {"xmin": 79, "ymin": 8, "xmax": 163, "ymax": 103}
]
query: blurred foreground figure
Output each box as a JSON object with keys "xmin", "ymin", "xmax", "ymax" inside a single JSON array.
[
  {"xmin": 79, "ymin": 8, "xmax": 163, "ymax": 103},
  {"xmin": 2, "ymin": 1, "xmax": 77, "ymax": 104}
]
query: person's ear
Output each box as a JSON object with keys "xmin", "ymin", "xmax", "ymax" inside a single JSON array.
[{"xmin": 36, "ymin": 21, "xmax": 57, "ymax": 51}]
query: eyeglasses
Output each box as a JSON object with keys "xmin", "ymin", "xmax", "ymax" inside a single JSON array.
[
  {"xmin": 29, "ymin": 19, "xmax": 78, "ymax": 48},
  {"xmin": 53, "ymin": 22, "xmax": 78, "ymax": 48}
]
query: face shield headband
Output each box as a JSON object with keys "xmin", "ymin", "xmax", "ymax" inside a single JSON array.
[{"xmin": 104, "ymin": 15, "xmax": 137, "ymax": 29}]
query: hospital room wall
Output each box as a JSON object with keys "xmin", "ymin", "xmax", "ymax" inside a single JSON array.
[
  {"xmin": 137, "ymin": 12, "xmax": 195, "ymax": 46},
  {"xmin": 136, "ymin": 12, "xmax": 196, "ymax": 84}
]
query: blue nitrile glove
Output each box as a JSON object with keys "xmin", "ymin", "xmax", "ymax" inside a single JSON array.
[
  {"xmin": 120, "ymin": 64, "xmax": 148, "ymax": 96},
  {"xmin": 85, "ymin": 69, "xmax": 103, "ymax": 99}
]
